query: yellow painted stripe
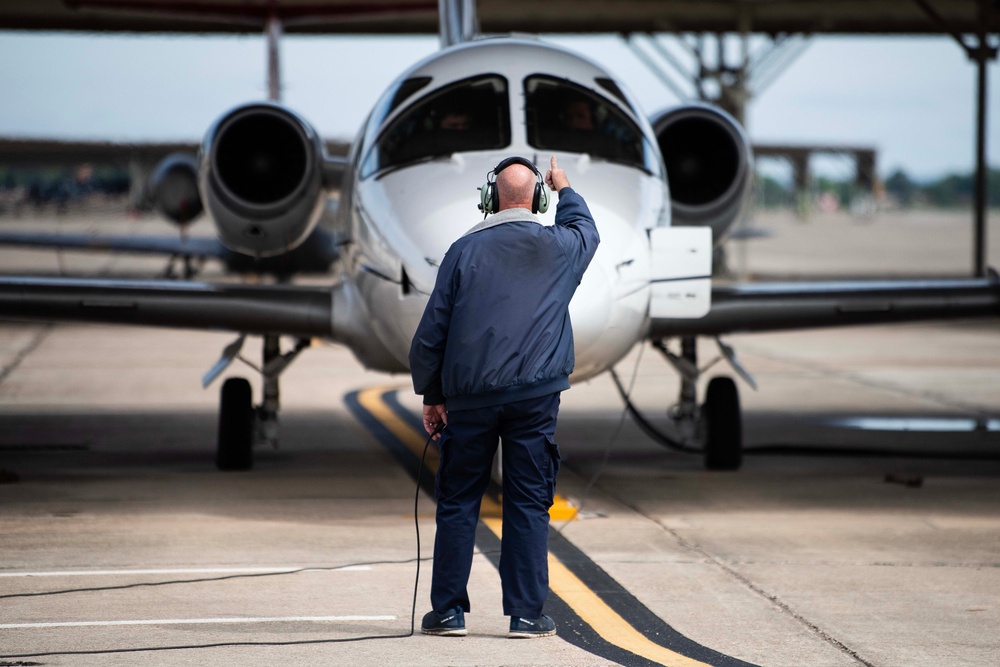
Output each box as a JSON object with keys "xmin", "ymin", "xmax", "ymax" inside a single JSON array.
[
  {"xmin": 548, "ymin": 554, "xmax": 713, "ymax": 667},
  {"xmin": 361, "ymin": 388, "xmax": 709, "ymax": 665},
  {"xmin": 357, "ymin": 387, "xmax": 428, "ymax": 453},
  {"xmin": 357, "ymin": 387, "xmax": 501, "ymax": 516},
  {"xmin": 483, "ymin": 519, "xmax": 712, "ymax": 667}
]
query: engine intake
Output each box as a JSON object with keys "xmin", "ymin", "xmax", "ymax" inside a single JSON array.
[
  {"xmin": 150, "ymin": 153, "xmax": 203, "ymax": 227},
  {"xmin": 200, "ymin": 103, "xmax": 326, "ymax": 257},
  {"xmin": 651, "ymin": 104, "xmax": 754, "ymax": 243}
]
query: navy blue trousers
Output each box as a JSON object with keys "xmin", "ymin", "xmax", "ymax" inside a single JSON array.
[{"xmin": 430, "ymin": 392, "xmax": 561, "ymax": 619}]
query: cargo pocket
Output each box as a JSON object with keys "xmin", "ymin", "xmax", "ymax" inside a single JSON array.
[
  {"xmin": 544, "ymin": 435, "xmax": 561, "ymax": 505},
  {"xmin": 433, "ymin": 437, "xmax": 449, "ymax": 502}
]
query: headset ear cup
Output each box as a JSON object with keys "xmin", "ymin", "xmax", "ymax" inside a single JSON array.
[
  {"xmin": 483, "ymin": 157, "xmax": 548, "ymax": 214},
  {"xmin": 536, "ymin": 184, "xmax": 549, "ymax": 214},
  {"xmin": 480, "ymin": 181, "xmax": 494, "ymax": 213}
]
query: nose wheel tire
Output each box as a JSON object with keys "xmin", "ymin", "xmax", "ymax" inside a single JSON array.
[
  {"xmin": 703, "ymin": 376, "xmax": 742, "ymax": 470},
  {"xmin": 217, "ymin": 377, "xmax": 253, "ymax": 471}
]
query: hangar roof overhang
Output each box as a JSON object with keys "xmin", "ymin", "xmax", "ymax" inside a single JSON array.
[{"xmin": 0, "ymin": 0, "xmax": 997, "ymax": 37}]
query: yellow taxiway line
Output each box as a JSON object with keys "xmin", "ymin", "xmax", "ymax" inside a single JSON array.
[
  {"xmin": 358, "ymin": 386, "xmax": 716, "ymax": 667},
  {"xmin": 482, "ymin": 517, "xmax": 712, "ymax": 667}
]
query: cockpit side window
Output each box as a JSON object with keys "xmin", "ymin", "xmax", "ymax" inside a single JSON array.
[
  {"xmin": 361, "ymin": 75, "xmax": 510, "ymax": 178},
  {"xmin": 388, "ymin": 77, "xmax": 432, "ymax": 116},
  {"xmin": 524, "ymin": 75, "xmax": 657, "ymax": 174}
]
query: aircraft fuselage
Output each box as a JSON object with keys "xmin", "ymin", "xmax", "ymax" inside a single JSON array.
[{"xmin": 334, "ymin": 37, "xmax": 671, "ymax": 380}]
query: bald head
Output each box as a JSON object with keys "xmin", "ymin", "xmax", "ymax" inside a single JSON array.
[{"xmin": 495, "ymin": 163, "xmax": 538, "ymax": 211}]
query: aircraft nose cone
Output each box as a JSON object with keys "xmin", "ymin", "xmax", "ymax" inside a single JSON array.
[
  {"xmin": 570, "ymin": 259, "xmax": 613, "ymax": 357},
  {"xmin": 564, "ymin": 205, "xmax": 651, "ymax": 381}
]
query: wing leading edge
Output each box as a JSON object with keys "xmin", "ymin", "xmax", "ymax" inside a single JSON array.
[
  {"xmin": 0, "ymin": 276, "xmax": 333, "ymax": 339},
  {"xmin": 0, "ymin": 231, "xmax": 227, "ymax": 259},
  {"xmin": 650, "ymin": 274, "xmax": 1000, "ymax": 338},
  {"xmin": 4, "ymin": 274, "xmax": 998, "ymax": 348}
]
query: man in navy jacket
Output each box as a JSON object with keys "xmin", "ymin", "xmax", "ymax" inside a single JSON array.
[{"xmin": 409, "ymin": 155, "xmax": 599, "ymax": 638}]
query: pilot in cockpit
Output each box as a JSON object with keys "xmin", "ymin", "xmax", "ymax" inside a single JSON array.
[
  {"xmin": 438, "ymin": 109, "xmax": 472, "ymax": 131},
  {"xmin": 561, "ymin": 98, "xmax": 595, "ymax": 132}
]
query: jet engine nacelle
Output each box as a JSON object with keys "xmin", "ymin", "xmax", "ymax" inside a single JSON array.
[
  {"xmin": 200, "ymin": 103, "xmax": 326, "ymax": 258},
  {"xmin": 651, "ymin": 104, "xmax": 754, "ymax": 243},
  {"xmin": 150, "ymin": 153, "xmax": 203, "ymax": 227}
]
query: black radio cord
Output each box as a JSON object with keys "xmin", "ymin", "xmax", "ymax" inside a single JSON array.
[
  {"xmin": 410, "ymin": 422, "xmax": 443, "ymax": 635},
  {"xmin": 0, "ymin": 424, "xmax": 445, "ymax": 660}
]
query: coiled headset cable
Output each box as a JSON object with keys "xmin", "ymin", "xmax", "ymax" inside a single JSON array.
[
  {"xmin": 555, "ymin": 344, "xmax": 645, "ymax": 537},
  {"xmin": 409, "ymin": 421, "xmax": 445, "ymax": 634}
]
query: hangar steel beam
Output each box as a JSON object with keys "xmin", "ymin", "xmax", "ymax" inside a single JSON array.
[{"xmin": 630, "ymin": 32, "xmax": 812, "ymax": 128}]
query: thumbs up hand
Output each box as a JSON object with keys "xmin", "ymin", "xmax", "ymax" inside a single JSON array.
[{"xmin": 545, "ymin": 155, "xmax": 570, "ymax": 192}]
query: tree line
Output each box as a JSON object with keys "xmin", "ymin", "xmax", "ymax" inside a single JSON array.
[{"xmin": 756, "ymin": 168, "xmax": 1000, "ymax": 209}]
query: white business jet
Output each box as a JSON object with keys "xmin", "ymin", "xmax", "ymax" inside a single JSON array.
[{"xmin": 1, "ymin": 2, "xmax": 997, "ymax": 470}]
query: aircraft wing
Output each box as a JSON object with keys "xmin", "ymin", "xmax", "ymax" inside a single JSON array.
[
  {"xmin": 0, "ymin": 231, "xmax": 227, "ymax": 259},
  {"xmin": 0, "ymin": 276, "xmax": 333, "ymax": 339},
  {"xmin": 0, "ymin": 224, "xmax": 343, "ymax": 277},
  {"xmin": 649, "ymin": 275, "xmax": 1000, "ymax": 338},
  {"xmin": 5, "ymin": 274, "xmax": 997, "ymax": 343}
]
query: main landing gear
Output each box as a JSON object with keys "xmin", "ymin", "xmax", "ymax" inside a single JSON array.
[
  {"xmin": 161, "ymin": 252, "xmax": 204, "ymax": 280},
  {"xmin": 205, "ymin": 333, "xmax": 312, "ymax": 470},
  {"xmin": 702, "ymin": 375, "xmax": 742, "ymax": 470},
  {"xmin": 648, "ymin": 336, "xmax": 756, "ymax": 470},
  {"xmin": 218, "ymin": 377, "xmax": 253, "ymax": 470}
]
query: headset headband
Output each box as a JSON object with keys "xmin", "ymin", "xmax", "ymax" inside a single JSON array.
[
  {"xmin": 479, "ymin": 156, "xmax": 549, "ymax": 216},
  {"xmin": 492, "ymin": 156, "xmax": 541, "ymax": 179}
]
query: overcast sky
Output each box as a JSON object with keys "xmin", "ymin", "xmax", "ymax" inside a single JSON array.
[{"xmin": 0, "ymin": 30, "xmax": 997, "ymax": 181}]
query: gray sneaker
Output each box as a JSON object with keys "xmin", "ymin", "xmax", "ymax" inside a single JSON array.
[
  {"xmin": 421, "ymin": 606, "xmax": 467, "ymax": 636},
  {"xmin": 508, "ymin": 614, "xmax": 556, "ymax": 638}
]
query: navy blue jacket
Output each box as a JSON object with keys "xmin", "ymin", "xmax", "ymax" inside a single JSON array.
[{"xmin": 409, "ymin": 187, "xmax": 599, "ymax": 411}]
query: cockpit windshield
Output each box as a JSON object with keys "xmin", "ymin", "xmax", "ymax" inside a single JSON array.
[
  {"xmin": 524, "ymin": 75, "xmax": 658, "ymax": 174},
  {"xmin": 361, "ymin": 75, "xmax": 510, "ymax": 178}
]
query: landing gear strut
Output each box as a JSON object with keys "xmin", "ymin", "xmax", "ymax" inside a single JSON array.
[
  {"xmin": 162, "ymin": 252, "xmax": 203, "ymax": 280},
  {"xmin": 206, "ymin": 333, "xmax": 311, "ymax": 471},
  {"xmin": 653, "ymin": 336, "xmax": 747, "ymax": 470}
]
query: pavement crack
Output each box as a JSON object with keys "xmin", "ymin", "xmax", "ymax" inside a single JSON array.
[
  {"xmin": 583, "ymin": 471, "xmax": 882, "ymax": 666},
  {"xmin": 659, "ymin": 520, "xmax": 877, "ymax": 667},
  {"xmin": 739, "ymin": 343, "xmax": 994, "ymax": 418},
  {"xmin": 610, "ymin": 494, "xmax": 880, "ymax": 667},
  {"xmin": 0, "ymin": 324, "xmax": 54, "ymax": 387}
]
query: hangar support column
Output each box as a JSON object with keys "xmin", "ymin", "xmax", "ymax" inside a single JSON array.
[
  {"xmin": 970, "ymin": 34, "xmax": 996, "ymax": 277},
  {"xmin": 913, "ymin": 0, "xmax": 998, "ymax": 277}
]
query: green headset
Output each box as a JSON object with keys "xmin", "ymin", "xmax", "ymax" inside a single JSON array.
[{"xmin": 478, "ymin": 156, "xmax": 550, "ymax": 215}]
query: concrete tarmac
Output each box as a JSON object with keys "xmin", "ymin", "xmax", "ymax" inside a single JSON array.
[
  {"xmin": 0, "ymin": 207, "xmax": 999, "ymax": 665},
  {"xmin": 1, "ymin": 318, "xmax": 998, "ymax": 666}
]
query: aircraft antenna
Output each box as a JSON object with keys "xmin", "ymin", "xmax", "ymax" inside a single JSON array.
[
  {"xmin": 438, "ymin": 0, "xmax": 479, "ymax": 48},
  {"xmin": 266, "ymin": 13, "xmax": 282, "ymax": 102}
]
